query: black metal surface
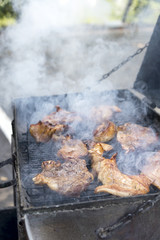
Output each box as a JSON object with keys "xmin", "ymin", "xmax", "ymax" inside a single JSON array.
[
  {"xmin": 96, "ymin": 193, "xmax": 160, "ymax": 239},
  {"xmin": 0, "ymin": 179, "xmax": 16, "ymax": 188},
  {"xmin": 24, "ymin": 195, "xmax": 160, "ymax": 240},
  {"xmin": 0, "ymin": 207, "xmax": 18, "ymax": 240},
  {"xmin": 12, "ymin": 89, "xmax": 160, "ymax": 213},
  {"xmin": 0, "ymin": 158, "xmax": 13, "ymax": 168},
  {"xmin": 134, "ymin": 15, "xmax": 160, "ymax": 107},
  {"xmin": 0, "ymin": 157, "xmax": 16, "ymax": 188}
]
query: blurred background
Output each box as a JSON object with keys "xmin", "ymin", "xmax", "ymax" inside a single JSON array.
[
  {"xmin": 0, "ymin": 0, "xmax": 160, "ymax": 207},
  {"xmin": 0, "ymin": 0, "xmax": 160, "ymax": 27}
]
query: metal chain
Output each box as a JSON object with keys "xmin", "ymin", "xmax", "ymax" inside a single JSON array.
[
  {"xmin": 98, "ymin": 42, "xmax": 149, "ymax": 83},
  {"xmin": 96, "ymin": 193, "xmax": 160, "ymax": 239}
]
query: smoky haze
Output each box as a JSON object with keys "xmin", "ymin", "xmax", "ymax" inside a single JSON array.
[
  {"xmin": 1, "ymin": 0, "xmax": 160, "ymax": 207},
  {"xmin": 1, "ymin": 0, "xmax": 159, "ymax": 176},
  {"xmin": 0, "ymin": 0, "xmax": 154, "ymax": 118}
]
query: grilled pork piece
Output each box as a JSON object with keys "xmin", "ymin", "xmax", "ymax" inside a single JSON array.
[
  {"xmin": 30, "ymin": 121, "xmax": 66, "ymax": 142},
  {"xmin": 51, "ymin": 134, "xmax": 71, "ymax": 142},
  {"xmin": 89, "ymin": 142, "xmax": 113, "ymax": 158},
  {"xmin": 29, "ymin": 106, "xmax": 81, "ymax": 142},
  {"xmin": 42, "ymin": 106, "xmax": 82, "ymax": 125},
  {"xmin": 91, "ymin": 105, "xmax": 121, "ymax": 123},
  {"xmin": 93, "ymin": 121, "xmax": 117, "ymax": 142},
  {"xmin": 89, "ymin": 143, "xmax": 150, "ymax": 197},
  {"xmin": 33, "ymin": 159, "xmax": 93, "ymax": 196},
  {"xmin": 117, "ymin": 123, "xmax": 158, "ymax": 153},
  {"xmin": 57, "ymin": 139, "xmax": 88, "ymax": 159},
  {"xmin": 142, "ymin": 151, "xmax": 160, "ymax": 190},
  {"xmin": 89, "ymin": 143, "xmax": 113, "ymax": 176}
]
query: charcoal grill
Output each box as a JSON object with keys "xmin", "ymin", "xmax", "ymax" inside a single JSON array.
[{"xmin": 1, "ymin": 16, "xmax": 160, "ymax": 240}]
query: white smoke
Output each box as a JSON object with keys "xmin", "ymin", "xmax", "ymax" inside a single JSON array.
[{"xmin": 0, "ymin": 0, "xmax": 154, "ymax": 116}]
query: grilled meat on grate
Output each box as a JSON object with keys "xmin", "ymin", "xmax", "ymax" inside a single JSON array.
[
  {"xmin": 57, "ymin": 139, "xmax": 88, "ymax": 160},
  {"xmin": 93, "ymin": 121, "xmax": 117, "ymax": 142},
  {"xmin": 89, "ymin": 143, "xmax": 151, "ymax": 197},
  {"xmin": 42, "ymin": 105, "xmax": 82, "ymax": 125},
  {"xmin": 32, "ymin": 159, "xmax": 93, "ymax": 196},
  {"xmin": 117, "ymin": 123, "xmax": 158, "ymax": 153},
  {"xmin": 29, "ymin": 106, "xmax": 81, "ymax": 142},
  {"xmin": 30, "ymin": 121, "xmax": 66, "ymax": 142},
  {"xmin": 30, "ymin": 104, "xmax": 159, "ymax": 198},
  {"xmin": 142, "ymin": 151, "xmax": 160, "ymax": 190},
  {"xmin": 90, "ymin": 105, "xmax": 121, "ymax": 123},
  {"xmin": 51, "ymin": 134, "xmax": 71, "ymax": 142}
]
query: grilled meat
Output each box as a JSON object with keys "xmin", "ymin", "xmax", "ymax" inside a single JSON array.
[
  {"xmin": 57, "ymin": 139, "xmax": 88, "ymax": 159},
  {"xmin": 89, "ymin": 144, "xmax": 150, "ymax": 197},
  {"xmin": 117, "ymin": 123, "xmax": 158, "ymax": 153},
  {"xmin": 142, "ymin": 151, "xmax": 160, "ymax": 189},
  {"xmin": 51, "ymin": 134, "xmax": 71, "ymax": 142},
  {"xmin": 89, "ymin": 143, "xmax": 113, "ymax": 175},
  {"xmin": 89, "ymin": 142, "xmax": 113, "ymax": 157},
  {"xmin": 42, "ymin": 106, "xmax": 82, "ymax": 125},
  {"xmin": 29, "ymin": 106, "xmax": 81, "ymax": 142},
  {"xmin": 30, "ymin": 121, "xmax": 66, "ymax": 142},
  {"xmin": 93, "ymin": 121, "xmax": 117, "ymax": 142},
  {"xmin": 91, "ymin": 105, "xmax": 121, "ymax": 123},
  {"xmin": 33, "ymin": 159, "xmax": 93, "ymax": 196}
]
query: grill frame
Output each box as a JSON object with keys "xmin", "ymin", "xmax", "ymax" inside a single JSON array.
[{"xmin": 12, "ymin": 89, "xmax": 160, "ymax": 216}]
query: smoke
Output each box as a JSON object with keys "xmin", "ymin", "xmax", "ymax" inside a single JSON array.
[
  {"xmin": 13, "ymin": 0, "xmax": 112, "ymax": 26},
  {"xmin": 1, "ymin": 0, "xmax": 159, "ymax": 172},
  {"xmin": 2, "ymin": 1, "xmax": 159, "ymax": 204},
  {"xmin": 0, "ymin": 0, "xmax": 147, "ymax": 118}
]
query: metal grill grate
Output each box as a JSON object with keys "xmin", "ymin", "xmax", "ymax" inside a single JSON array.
[{"xmin": 13, "ymin": 90, "xmax": 160, "ymax": 208}]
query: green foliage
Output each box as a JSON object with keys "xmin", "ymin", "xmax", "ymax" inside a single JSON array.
[
  {"xmin": 0, "ymin": 0, "xmax": 16, "ymax": 27},
  {"xmin": 126, "ymin": 0, "xmax": 149, "ymax": 23},
  {"xmin": 0, "ymin": 0, "xmax": 16, "ymax": 19},
  {"xmin": 105, "ymin": 0, "xmax": 160, "ymax": 24},
  {"xmin": 106, "ymin": 0, "xmax": 128, "ymax": 21}
]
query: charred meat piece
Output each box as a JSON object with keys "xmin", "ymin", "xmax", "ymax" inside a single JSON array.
[
  {"xmin": 42, "ymin": 106, "xmax": 82, "ymax": 125},
  {"xmin": 30, "ymin": 121, "xmax": 66, "ymax": 142},
  {"xmin": 117, "ymin": 123, "xmax": 158, "ymax": 153},
  {"xmin": 33, "ymin": 159, "xmax": 93, "ymax": 196},
  {"xmin": 57, "ymin": 139, "xmax": 88, "ymax": 159},
  {"xmin": 142, "ymin": 151, "xmax": 160, "ymax": 190},
  {"xmin": 91, "ymin": 105, "xmax": 121, "ymax": 123},
  {"xmin": 89, "ymin": 144, "xmax": 150, "ymax": 197},
  {"xmin": 93, "ymin": 121, "xmax": 117, "ymax": 142},
  {"xmin": 29, "ymin": 106, "xmax": 81, "ymax": 142}
]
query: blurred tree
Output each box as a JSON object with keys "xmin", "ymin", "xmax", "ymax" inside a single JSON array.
[
  {"xmin": 0, "ymin": 0, "xmax": 16, "ymax": 19},
  {"xmin": 106, "ymin": 0, "xmax": 160, "ymax": 24},
  {"xmin": 0, "ymin": 0, "xmax": 17, "ymax": 27},
  {"xmin": 123, "ymin": 0, "xmax": 149, "ymax": 23}
]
